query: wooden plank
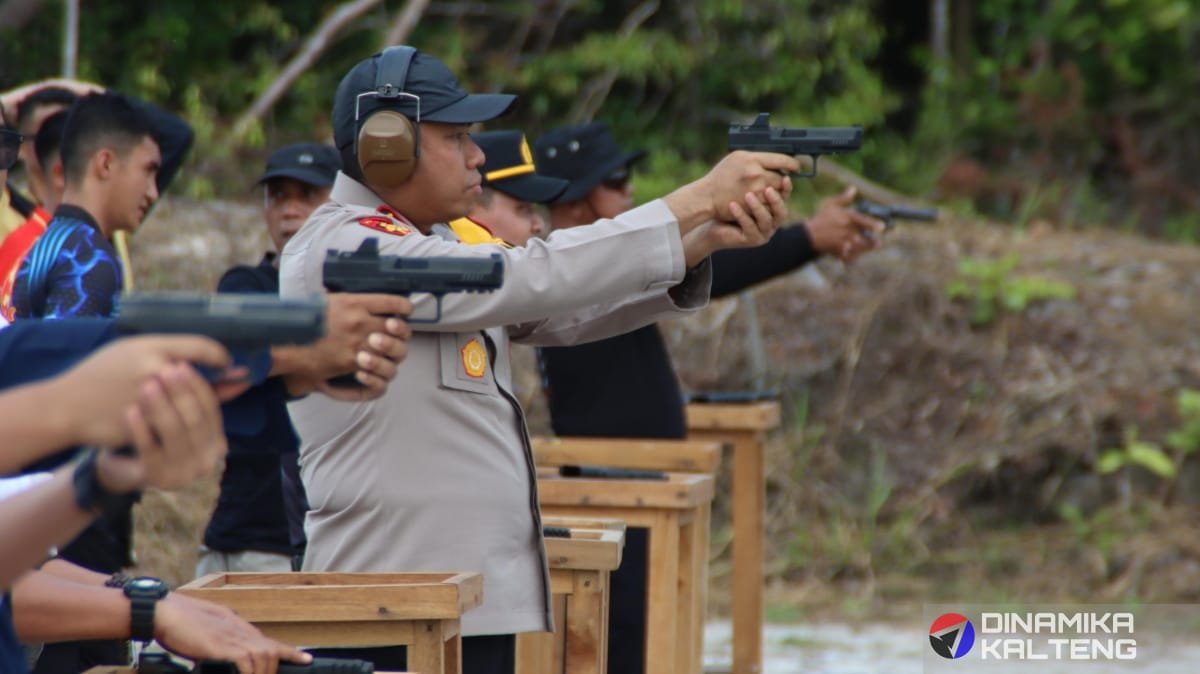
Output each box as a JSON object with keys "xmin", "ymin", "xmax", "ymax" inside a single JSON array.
[
  {"xmin": 563, "ymin": 570, "xmax": 606, "ymax": 674},
  {"xmin": 540, "ymin": 515, "xmax": 626, "ymax": 533},
  {"xmin": 177, "ymin": 572, "xmax": 483, "ymax": 622},
  {"xmin": 543, "ymin": 529, "xmax": 624, "ymax": 571},
  {"xmin": 409, "ymin": 620, "xmax": 446, "ymax": 674},
  {"xmin": 692, "ymin": 502, "xmax": 712, "ymax": 674},
  {"xmin": 533, "ymin": 437, "xmax": 723, "ymax": 473},
  {"xmin": 676, "ymin": 513, "xmax": 697, "ymax": 673},
  {"xmin": 254, "ymin": 620, "xmax": 415, "ymax": 647},
  {"xmin": 536, "ymin": 472, "xmax": 714, "ymax": 509},
  {"xmin": 684, "ymin": 401, "xmax": 781, "ymax": 432},
  {"xmin": 444, "ymin": 623, "xmax": 462, "ymax": 674},
  {"xmin": 643, "ymin": 510, "xmax": 681, "ymax": 674},
  {"xmin": 731, "ymin": 432, "xmax": 765, "ymax": 674},
  {"xmin": 188, "ymin": 571, "xmax": 473, "ymax": 588}
]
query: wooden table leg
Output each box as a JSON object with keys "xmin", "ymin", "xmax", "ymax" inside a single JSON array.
[
  {"xmin": 692, "ymin": 502, "xmax": 711, "ymax": 674},
  {"xmin": 564, "ymin": 570, "xmax": 604, "ymax": 674},
  {"xmin": 676, "ymin": 512, "xmax": 697, "ymax": 674},
  {"xmin": 410, "ymin": 620, "xmax": 447, "ymax": 674},
  {"xmin": 444, "ymin": 622, "xmax": 462, "ymax": 674},
  {"xmin": 645, "ymin": 511, "xmax": 681, "ymax": 674},
  {"xmin": 731, "ymin": 432, "xmax": 765, "ymax": 674}
]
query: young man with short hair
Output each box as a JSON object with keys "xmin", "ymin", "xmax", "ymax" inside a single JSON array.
[
  {"xmin": 448, "ymin": 130, "xmax": 567, "ymax": 246},
  {"xmin": 280, "ymin": 46, "xmax": 796, "ymax": 674},
  {"xmin": 0, "ymin": 79, "xmax": 193, "ymax": 323},
  {"xmin": 198, "ymin": 142, "xmax": 342, "ymax": 576},
  {"xmin": 13, "ymin": 92, "xmax": 160, "ymax": 321}
]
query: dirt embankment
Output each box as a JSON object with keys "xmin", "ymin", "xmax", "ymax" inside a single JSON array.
[{"xmin": 130, "ymin": 200, "xmax": 1200, "ymax": 606}]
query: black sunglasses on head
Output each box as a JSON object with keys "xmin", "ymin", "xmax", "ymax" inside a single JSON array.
[
  {"xmin": 600, "ymin": 166, "xmax": 631, "ymax": 190},
  {"xmin": 0, "ymin": 128, "xmax": 22, "ymax": 171}
]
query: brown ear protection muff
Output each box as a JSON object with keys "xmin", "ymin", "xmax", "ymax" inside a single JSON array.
[{"xmin": 356, "ymin": 46, "xmax": 420, "ymax": 187}]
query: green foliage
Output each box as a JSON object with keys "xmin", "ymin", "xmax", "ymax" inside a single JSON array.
[
  {"xmin": 945, "ymin": 254, "xmax": 1076, "ymax": 326},
  {"xmin": 1098, "ymin": 427, "xmax": 1176, "ymax": 479},
  {"xmin": 1165, "ymin": 389, "xmax": 1200, "ymax": 457},
  {"xmin": 3, "ymin": 0, "xmax": 1200, "ymax": 230}
]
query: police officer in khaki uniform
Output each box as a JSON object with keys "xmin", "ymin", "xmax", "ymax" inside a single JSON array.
[
  {"xmin": 279, "ymin": 46, "xmax": 798, "ymax": 674},
  {"xmin": 448, "ymin": 130, "xmax": 568, "ymax": 247}
]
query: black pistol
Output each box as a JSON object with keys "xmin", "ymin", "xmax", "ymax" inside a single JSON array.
[
  {"xmin": 323, "ymin": 238, "xmax": 504, "ymax": 324},
  {"xmin": 138, "ymin": 652, "xmax": 374, "ymax": 673},
  {"xmin": 855, "ymin": 199, "xmax": 939, "ymax": 230},
  {"xmin": 728, "ymin": 112, "xmax": 863, "ymax": 178},
  {"xmin": 115, "ymin": 292, "xmax": 326, "ymax": 348},
  {"xmin": 559, "ymin": 465, "xmax": 668, "ymax": 481}
]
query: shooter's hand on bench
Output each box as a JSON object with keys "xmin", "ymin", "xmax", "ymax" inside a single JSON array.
[{"xmin": 155, "ymin": 592, "xmax": 313, "ymax": 674}]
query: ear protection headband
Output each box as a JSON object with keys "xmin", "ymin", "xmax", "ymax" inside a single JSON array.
[{"xmin": 356, "ymin": 46, "xmax": 420, "ymax": 187}]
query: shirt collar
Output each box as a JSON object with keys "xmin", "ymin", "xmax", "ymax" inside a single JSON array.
[
  {"xmin": 53, "ymin": 204, "xmax": 102, "ymax": 232},
  {"xmin": 331, "ymin": 172, "xmax": 388, "ymax": 210}
]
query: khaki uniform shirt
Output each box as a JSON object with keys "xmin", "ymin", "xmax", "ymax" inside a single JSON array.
[{"xmin": 280, "ymin": 173, "xmax": 711, "ymax": 636}]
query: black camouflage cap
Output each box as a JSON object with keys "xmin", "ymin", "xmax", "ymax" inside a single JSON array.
[
  {"xmin": 256, "ymin": 142, "xmax": 341, "ymax": 187},
  {"xmin": 533, "ymin": 122, "xmax": 646, "ymax": 204}
]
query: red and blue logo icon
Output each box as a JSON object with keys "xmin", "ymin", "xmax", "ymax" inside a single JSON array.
[{"xmin": 930, "ymin": 613, "xmax": 975, "ymax": 659}]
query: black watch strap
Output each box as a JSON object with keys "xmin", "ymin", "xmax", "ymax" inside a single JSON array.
[{"xmin": 129, "ymin": 594, "xmax": 157, "ymax": 642}]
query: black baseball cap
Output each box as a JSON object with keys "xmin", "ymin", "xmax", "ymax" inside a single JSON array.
[
  {"xmin": 256, "ymin": 142, "xmax": 341, "ymax": 187},
  {"xmin": 533, "ymin": 122, "xmax": 646, "ymax": 204},
  {"xmin": 474, "ymin": 130, "xmax": 568, "ymax": 204},
  {"xmin": 332, "ymin": 47, "xmax": 516, "ymax": 151}
]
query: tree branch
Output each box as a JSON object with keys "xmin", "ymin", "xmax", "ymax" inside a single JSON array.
[
  {"xmin": 229, "ymin": 0, "xmax": 385, "ymax": 146},
  {"xmin": 569, "ymin": 0, "xmax": 660, "ymax": 123},
  {"xmin": 381, "ymin": 0, "xmax": 432, "ymax": 48}
]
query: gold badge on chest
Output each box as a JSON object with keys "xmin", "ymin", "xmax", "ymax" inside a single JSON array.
[{"xmin": 461, "ymin": 337, "xmax": 487, "ymax": 378}]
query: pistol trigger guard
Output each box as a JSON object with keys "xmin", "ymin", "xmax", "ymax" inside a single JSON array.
[
  {"xmin": 406, "ymin": 292, "xmax": 444, "ymax": 324},
  {"xmin": 792, "ymin": 154, "xmax": 819, "ymax": 179}
]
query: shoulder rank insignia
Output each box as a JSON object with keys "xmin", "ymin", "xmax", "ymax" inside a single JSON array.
[{"xmin": 357, "ymin": 215, "xmax": 411, "ymax": 237}]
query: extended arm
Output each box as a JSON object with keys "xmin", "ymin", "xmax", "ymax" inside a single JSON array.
[{"xmin": 710, "ymin": 226, "xmax": 818, "ymax": 298}]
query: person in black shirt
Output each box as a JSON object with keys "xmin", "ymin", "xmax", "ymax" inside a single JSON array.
[
  {"xmin": 198, "ymin": 142, "xmax": 341, "ymax": 575},
  {"xmin": 532, "ymin": 121, "xmax": 886, "ymax": 674}
]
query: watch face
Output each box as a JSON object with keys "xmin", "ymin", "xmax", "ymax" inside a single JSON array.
[{"xmin": 126, "ymin": 577, "xmax": 169, "ymax": 598}]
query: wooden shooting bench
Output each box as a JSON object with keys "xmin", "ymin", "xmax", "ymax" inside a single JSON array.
[
  {"xmin": 176, "ymin": 571, "xmax": 482, "ymax": 674},
  {"xmin": 536, "ymin": 464, "xmax": 715, "ymax": 674},
  {"xmin": 685, "ymin": 400, "xmax": 782, "ymax": 674},
  {"xmin": 533, "ymin": 437, "xmax": 722, "ymax": 674},
  {"xmin": 516, "ymin": 516, "xmax": 626, "ymax": 674},
  {"xmin": 83, "ymin": 662, "xmax": 412, "ymax": 666}
]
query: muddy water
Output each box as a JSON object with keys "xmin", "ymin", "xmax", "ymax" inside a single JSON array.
[
  {"xmin": 704, "ymin": 620, "xmax": 1200, "ymax": 673},
  {"xmin": 704, "ymin": 621, "xmax": 923, "ymax": 673}
]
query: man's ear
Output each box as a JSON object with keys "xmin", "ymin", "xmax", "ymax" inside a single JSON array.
[
  {"xmin": 92, "ymin": 148, "xmax": 116, "ymax": 181},
  {"xmin": 49, "ymin": 160, "xmax": 65, "ymax": 193}
]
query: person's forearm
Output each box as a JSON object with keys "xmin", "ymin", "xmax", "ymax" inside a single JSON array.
[
  {"xmin": 662, "ymin": 184, "xmax": 716, "ymax": 237},
  {"xmin": 40, "ymin": 558, "xmax": 109, "ymax": 586},
  {"xmin": 11, "ymin": 570, "xmax": 130, "ymax": 642},
  {"xmin": 0, "ymin": 380, "xmax": 78, "ymax": 471},
  {"xmin": 0, "ymin": 468, "xmax": 95, "ymax": 589}
]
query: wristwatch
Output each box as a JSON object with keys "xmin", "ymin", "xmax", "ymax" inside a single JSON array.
[
  {"xmin": 123, "ymin": 576, "xmax": 169, "ymax": 642},
  {"xmin": 71, "ymin": 448, "xmax": 137, "ymax": 516}
]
